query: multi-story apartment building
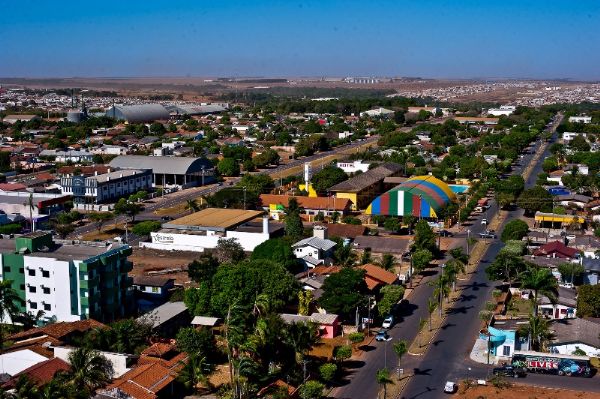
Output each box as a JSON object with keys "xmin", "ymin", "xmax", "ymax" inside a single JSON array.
[
  {"xmin": 0, "ymin": 232, "xmax": 133, "ymax": 323},
  {"xmin": 60, "ymin": 168, "xmax": 152, "ymax": 204}
]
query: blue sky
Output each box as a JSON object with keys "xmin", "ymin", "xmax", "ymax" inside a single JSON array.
[{"xmin": 1, "ymin": 0, "xmax": 599, "ymax": 79}]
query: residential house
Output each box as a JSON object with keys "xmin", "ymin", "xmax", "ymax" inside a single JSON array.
[
  {"xmin": 313, "ymin": 223, "xmax": 367, "ymax": 242},
  {"xmin": 538, "ymin": 287, "xmax": 577, "ymax": 320},
  {"xmin": 570, "ymin": 235, "xmax": 600, "ymax": 258},
  {"xmin": 280, "ymin": 312, "xmax": 341, "ymax": 338},
  {"xmin": 259, "ymin": 194, "xmax": 352, "ymax": 221},
  {"xmin": 0, "ymin": 350, "xmax": 49, "ymax": 377},
  {"xmin": 557, "ymin": 194, "xmax": 592, "ymax": 209},
  {"xmin": 353, "ymin": 235, "xmax": 409, "ymax": 257},
  {"xmin": 358, "ymin": 264, "xmax": 399, "ymax": 292},
  {"xmin": 563, "ymin": 131, "xmax": 588, "ymax": 143},
  {"xmin": 533, "ymin": 241, "xmax": 580, "ymax": 259},
  {"xmin": 547, "ymin": 170, "xmax": 566, "ymax": 185},
  {"xmin": 137, "ymin": 301, "xmax": 190, "ymax": 337},
  {"xmin": 568, "ymin": 116, "xmax": 592, "ymax": 124},
  {"xmin": 132, "ymin": 276, "xmax": 176, "ymax": 313},
  {"xmin": 581, "ymin": 258, "xmax": 600, "ymax": 285},
  {"xmin": 2, "ymin": 357, "xmax": 70, "ymax": 388},
  {"xmin": 98, "ymin": 361, "xmax": 181, "ymax": 399},
  {"xmin": 54, "ymin": 346, "xmax": 136, "ymax": 378},
  {"xmin": 39, "ymin": 149, "xmax": 94, "ymax": 163},
  {"xmin": 292, "ymin": 226, "xmax": 336, "ymax": 268},
  {"xmin": 549, "ymin": 317, "xmax": 600, "ymax": 357}
]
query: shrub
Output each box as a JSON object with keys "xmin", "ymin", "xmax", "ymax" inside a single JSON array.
[{"xmin": 319, "ymin": 363, "xmax": 338, "ymax": 383}]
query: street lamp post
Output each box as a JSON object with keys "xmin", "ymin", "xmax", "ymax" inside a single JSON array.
[
  {"xmin": 439, "ymin": 264, "xmax": 446, "ymax": 317},
  {"xmin": 466, "ymin": 229, "xmax": 471, "ymax": 256},
  {"xmin": 409, "ymin": 253, "xmax": 413, "ymax": 288}
]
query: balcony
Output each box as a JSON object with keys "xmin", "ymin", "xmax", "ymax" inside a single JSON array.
[{"xmin": 79, "ymin": 276, "xmax": 100, "ymax": 289}]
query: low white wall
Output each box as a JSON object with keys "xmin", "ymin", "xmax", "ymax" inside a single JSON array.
[
  {"xmin": 54, "ymin": 346, "xmax": 132, "ymax": 377},
  {"xmin": 142, "ymin": 230, "xmax": 270, "ymax": 252},
  {"xmin": 550, "ymin": 343, "xmax": 600, "ymax": 357}
]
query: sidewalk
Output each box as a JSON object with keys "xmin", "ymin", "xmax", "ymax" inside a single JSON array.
[{"xmin": 469, "ymin": 337, "xmax": 499, "ymax": 365}]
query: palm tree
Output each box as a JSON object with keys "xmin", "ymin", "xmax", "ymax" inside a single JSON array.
[
  {"xmin": 12, "ymin": 375, "xmax": 40, "ymax": 399},
  {"xmin": 445, "ymin": 258, "xmax": 466, "ymax": 292},
  {"xmin": 0, "ymin": 280, "xmax": 22, "ymax": 352},
  {"xmin": 185, "ymin": 199, "xmax": 200, "ymax": 214},
  {"xmin": 286, "ymin": 321, "xmax": 318, "ymax": 366},
  {"xmin": 519, "ymin": 315, "xmax": 552, "ymax": 351},
  {"xmin": 393, "ymin": 340, "xmax": 408, "ymax": 369},
  {"xmin": 65, "ymin": 346, "xmax": 114, "ymax": 394},
  {"xmin": 427, "ymin": 298, "xmax": 437, "ymax": 331},
  {"xmin": 378, "ymin": 254, "xmax": 395, "ymax": 271},
  {"xmin": 521, "ymin": 266, "xmax": 558, "ymax": 316},
  {"xmin": 178, "ymin": 355, "xmax": 212, "ymax": 394},
  {"xmin": 376, "ymin": 368, "xmax": 393, "ymax": 399},
  {"xmin": 38, "ymin": 377, "xmax": 76, "ymax": 399},
  {"xmin": 14, "ymin": 310, "xmax": 45, "ymax": 330}
]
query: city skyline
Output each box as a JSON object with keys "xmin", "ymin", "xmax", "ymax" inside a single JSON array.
[{"xmin": 1, "ymin": 0, "xmax": 600, "ymax": 80}]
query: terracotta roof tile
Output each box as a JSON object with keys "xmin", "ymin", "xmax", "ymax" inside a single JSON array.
[
  {"xmin": 2, "ymin": 357, "xmax": 70, "ymax": 388},
  {"xmin": 108, "ymin": 362, "xmax": 178, "ymax": 399},
  {"xmin": 259, "ymin": 194, "xmax": 351, "ymax": 211},
  {"xmin": 314, "ymin": 223, "xmax": 367, "ymax": 239},
  {"xmin": 359, "ymin": 264, "xmax": 398, "ymax": 287},
  {"xmin": 8, "ymin": 319, "xmax": 107, "ymax": 342}
]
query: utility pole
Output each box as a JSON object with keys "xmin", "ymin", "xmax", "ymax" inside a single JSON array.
[
  {"xmin": 466, "ymin": 229, "xmax": 471, "ymax": 256},
  {"xmin": 367, "ymin": 296, "xmax": 372, "ymax": 336},
  {"xmin": 439, "ymin": 264, "xmax": 446, "ymax": 317},
  {"xmin": 243, "ymin": 187, "xmax": 247, "ymax": 210}
]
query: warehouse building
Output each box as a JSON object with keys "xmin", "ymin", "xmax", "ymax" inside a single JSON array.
[
  {"xmin": 109, "ymin": 155, "xmax": 214, "ymax": 188},
  {"xmin": 0, "ymin": 232, "xmax": 133, "ymax": 323},
  {"xmin": 60, "ymin": 168, "xmax": 153, "ymax": 204},
  {"xmin": 140, "ymin": 208, "xmax": 282, "ymax": 252},
  {"xmin": 0, "ymin": 192, "xmax": 72, "ymax": 230},
  {"xmin": 166, "ymin": 104, "xmax": 227, "ymax": 115},
  {"xmin": 328, "ymin": 163, "xmax": 403, "ymax": 210},
  {"xmin": 105, "ymin": 104, "xmax": 170, "ymax": 123},
  {"xmin": 366, "ymin": 175, "xmax": 457, "ymax": 218}
]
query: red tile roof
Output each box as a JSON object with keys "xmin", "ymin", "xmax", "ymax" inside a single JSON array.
[
  {"xmin": 358, "ymin": 264, "xmax": 398, "ymax": 289},
  {"xmin": 2, "ymin": 357, "xmax": 70, "ymax": 388},
  {"xmin": 533, "ymin": 241, "xmax": 580, "ymax": 259},
  {"xmin": 107, "ymin": 362, "xmax": 180, "ymax": 399},
  {"xmin": 0, "ymin": 183, "xmax": 27, "ymax": 192},
  {"xmin": 314, "ymin": 223, "xmax": 367, "ymax": 239},
  {"xmin": 8, "ymin": 319, "xmax": 107, "ymax": 342}
]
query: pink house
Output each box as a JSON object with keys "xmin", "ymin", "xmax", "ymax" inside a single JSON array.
[{"xmin": 280, "ymin": 312, "xmax": 341, "ymax": 339}]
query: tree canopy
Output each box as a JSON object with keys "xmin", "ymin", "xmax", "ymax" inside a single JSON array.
[
  {"xmin": 319, "ymin": 268, "xmax": 368, "ymax": 320},
  {"xmin": 517, "ymin": 185, "xmax": 553, "ymax": 215},
  {"xmin": 500, "ymin": 219, "xmax": 529, "ymax": 243},
  {"xmin": 311, "ymin": 165, "xmax": 348, "ymax": 194}
]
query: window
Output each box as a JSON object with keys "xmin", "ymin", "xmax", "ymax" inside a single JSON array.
[
  {"xmin": 43, "ymin": 303, "xmax": 51, "ymax": 311},
  {"xmin": 28, "ymin": 286, "xmax": 36, "ymax": 293},
  {"xmin": 502, "ymin": 346, "xmax": 511, "ymax": 356},
  {"xmin": 151, "ymin": 287, "xmax": 159, "ymax": 293},
  {"xmin": 3, "ymin": 266, "xmax": 10, "ymax": 273},
  {"xmin": 19, "ymin": 268, "xmax": 24, "ymax": 274},
  {"xmin": 30, "ymin": 302, "xmax": 38, "ymax": 309},
  {"xmin": 20, "ymin": 284, "xmax": 25, "ymax": 291},
  {"xmin": 42, "ymin": 270, "xmax": 50, "ymax": 278},
  {"xmin": 28, "ymin": 269, "xmax": 35, "ymax": 276}
]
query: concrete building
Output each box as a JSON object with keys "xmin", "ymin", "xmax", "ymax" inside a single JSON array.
[
  {"xmin": 132, "ymin": 275, "xmax": 175, "ymax": 313},
  {"xmin": 141, "ymin": 208, "xmax": 281, "ymax": 253},
  {"xmin": 568, "ymin": 116, "xmax": 592, "ymax": 124},
  {"xmin": 105, "ymin": 104, "xmax": 170, "ymax": 123},
  {"xmin": 60, "ymin": 168, "xmax": 152, "ymax": 204},
  {"xmin": 109, "ymin": 155, "xmax": 214, "ymax": 188},
  {"xmin": 2, "ymin": 115, "xmax": 41, "ymax": 125},
  {"xmin": 454, "ymin": 116, "xmax": 499, "ymax": 125},
  {"xmin": 336, "ymin": 160, "xmax": 371, "ymax": 174},
  {"xmin": 563, "ymin": 131, "xmax": 587, "ymax": 143},
  {"xmin": 328, "ymin": 163, "xmax": 403, "ymax": 210},
  {"xmin": 487, "ymin": 106, "xmax": 516, "ymax": 116},
  {"xmin": 359, "ymin": 107, "xmax": 394, "ymax": 118},
  {"xmin": 0, "ymin": 232, "xmax": 133, "ymax": 323},
  {"xmin": 407, "ymin": 106, "xmax": 440, "ymax": 115},
  {"xmin": 39, "ymin": 149, "xmax": 94, "ymax": 163},
  {"xmin": 292, "ymin": 226, "xmax": 336, "ymax": 268},
  {"xmin": 0, "ymin": 192, "xmax": 72, "ymax": 229}
]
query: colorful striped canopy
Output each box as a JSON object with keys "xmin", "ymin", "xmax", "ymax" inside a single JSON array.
[{"xmin": 366, "ymin": 176, "xmax": 457, "ymax": 218}]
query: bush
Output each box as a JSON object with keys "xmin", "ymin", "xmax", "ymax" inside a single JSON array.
[
  {"xmin": 348, "ymin": 332, "xmax": 364, "ymax": 345},
  {"xmin": 500, "ymin": 219, "xmax": 529, "ymax": 243},
  {"xmin": 334, "ymin": 345, "xmax": 352, "ymax": 362},
  {"xmin": 0, "ymin": 223, "xmax": 21, "ymax": 234},
  {"xmin": 319, "ymin": 363, "xmax": 338, "ymax": 383},
  {"xmin": 131, "ymin": 221, "xmax": 161, "ymax": 236},
  {"xmin": 299, "ymin": 381, "xmax": 324, "ymax": 399},
  {"xmin": 342, "ymin": 216, "xmax": 362, "ymax": 225}
]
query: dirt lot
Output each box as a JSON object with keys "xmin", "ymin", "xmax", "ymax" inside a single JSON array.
[
  {"xmin": 458, "ymin": 382, "xmax": 599, "ymax": 399},
  {"xmin": 128, "ymin": 247, "xmax": 199, "ymax": 286}
]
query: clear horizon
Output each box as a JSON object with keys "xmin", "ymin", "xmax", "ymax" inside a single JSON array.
[{"xmin": 1, "ymin": 0, "xmax": 599, "ymax": 80}]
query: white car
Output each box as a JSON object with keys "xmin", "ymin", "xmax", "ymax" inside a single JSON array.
[
  {"xmin": 444, "ymin": 381, "xmax": 457, "ymax": 394},
  {"xmin": 382, "ymin": 315, "xmax": 394, "ymax": 329},
  {"xmin": 481, "ymin": 218, "xmax": 488, "ymax": 225}
]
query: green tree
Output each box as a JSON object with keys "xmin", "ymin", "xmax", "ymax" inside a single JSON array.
[
  {"xmin": 64, "ymin": 347, "xmax": 114, "ymax": 394},
  {"xmin": 378, "ymin": 254, "xmax": 395, "ymax": 271},
  {"xmin": 521, "ymin": 266, "xmax": 558, "ymax": 316},
  {"xmin": 237, "ymin": 173, "xmax": 274, "ymax": 194},
  {"xmin": 0, "ymin": 280, "xmax": 22, "ymax": 351},
  {"xmin": 320, "ymin": 268, "xmax": 368, "ymax": 320},
  {"xmin": 299, "ymin": 380, "xmax": 324, "ymax": 399},
  {"xmin": 576, "ymin": 285, "xmax": 600, "ymax": 317},
  {"xmin": 311, "ymin": 165, "xmax": 347, "ymax": 194},
  {"xmin": 214, "ymin": 238, "xmax": 245, "ymax": 264},
  {"xmin": 393, "ymin": 340, "xmax": 408, "ymax": 368},
  {"xmin": 376, "ymin": 368, "xmax": 393, "ymax": 399},
  {"xmin": 496, "ymin": 192, "xmax": 516, "ymax": 209},
  {"xmin": 334, "ymin": 345, "xmax": 352, "ymax": 364},
  {"xmin": 571, "ymin": 135, "xmax": 591, "ymax": 152},
  {"xmin": 187, "ymin": 254, "xmax": 219, "ymax": 284},
  {"xmin": 319, "ymin": 363, "xmax": 337, "ymax": 384},
  {"xmin": 485, "ymin": 251, "xmax": 527, "ymax": 288},
  {"xmin": 185, "ymin": 199, "xmax": 201, "ymax": 214},
  {"xmin": 176, "ymin": 327, "xmax": 215, "ymax": 359},
  {"xmin": 411, "ymin": 249, "xmax": 433, "ymax": 274},
  {"xmin": 217, "ymin": 157, "xmax": 240, "ymax": 177},
  {"xmin": 113, "ymin": 197, "xmax": 142, "ymax": 222},
  {"xmin": 55, "ymin": 223, "xmax": 75, "ymax": 239},
  {"xmin": 378, "ymin": 285, "xmax": 405, "ymax": 317},
  {"xmin": 557, "ymin": 262, "xmax": 585, "ymax": 285},
  {"xmin": 518, "ymin": 315, "xmax": 552, "ymax": 351},
  {"xmin": 177, "ymin": 354, "xmax": 212, "ymax": 394},
  {"xmin": 88, "ymin": 212, "xmax": 113, "ymax": 232},
  {"xmin": 131, "ymin": 220, "xmax": 161, "ymax": 236},
  {"xmin": 412, "ymin": 220, "xmax": 437, "ymax": 253},
  {"xmin": 284, "ymin": 197, "xmax": 304, "ymax": 237},
  {"xmin": 251, "ymin": 238, "xmax": 298, "ymax": 271},
  {"xmin": 501, "ymin": 219, "xmax": 529, "ymax": 243},
  {"xmin": 517, "ymin": 185, "xmax": 553, "ymax": 215},
  {"xmin": 383, "ymin": 217, "xmax": 401, "ymax": 234}
]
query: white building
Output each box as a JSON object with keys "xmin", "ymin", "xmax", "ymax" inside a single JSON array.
[
  {"xmin": 407, "ymin": 106, "xmax": 440, "ymax": 115},
  {"xmin": 487, "ymin": 105, "xmax": 516, "ymax": 116},
  {"xmin": 563, "ymin": 132, "xmax": 587, "ymax": 143},
  {"xmin": 141, "ymin": 208, "xmax": 280, "ymax": 253},
  {"xmin": 0, "ymin": 349, "xmax": 48, "ymax": 376},
  {"xmin": 60, "ymin": 168, "xmax": 153, "ymax": 204},
  {"xmin": 336, "ymin": 160, "xmax": 370, "ymax": 174},
  {"xmin": 360, "ymin": 108, "xmax": 394, "ymax": 118},
  {"xmin": 54, "ymin": 346, "xmax": 135, "ymax": 377},
  {"xmin": 92, "ymin": 145, "xmax": 129, "ymax": 156},
  {"xmin": 39, "ymin": 149, "xmax": 94, "ymax": 163},
  {"xmin": 568, "ymin": 116, "xmax": 592, "ymax": 124},
  {"xmin": 292, "ymin": 226, "xmax": 336, "ymax": 268}
]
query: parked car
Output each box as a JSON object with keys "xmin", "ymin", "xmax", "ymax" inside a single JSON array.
[
  {"xmin": 481, "ymin": 218, "xmax": 488, "ymax": 225},
  {"xmin": 160, "ymin": 216, "xmax": 173, "ymax": 221},
  {"xmin": 443, "ymin": 381, "xmax": 457, "ymax": 393},
  {"xmin": 438, "ymin": 230, "xmax": 454, "ymax": 237},
  {"xmin": 493, "ymin": 365, "xmax": 526, "ymax": 378},
  {"xmin": 479, "ymin": 231, "xmax": 497, "ymax": 239},
  {"xmin": 375, "ymin": 330, "xmax": 392, "ymax": 342},
  {"xmin": 382, "ymin": 315, "xmax": 394, "ymax": 329}
]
